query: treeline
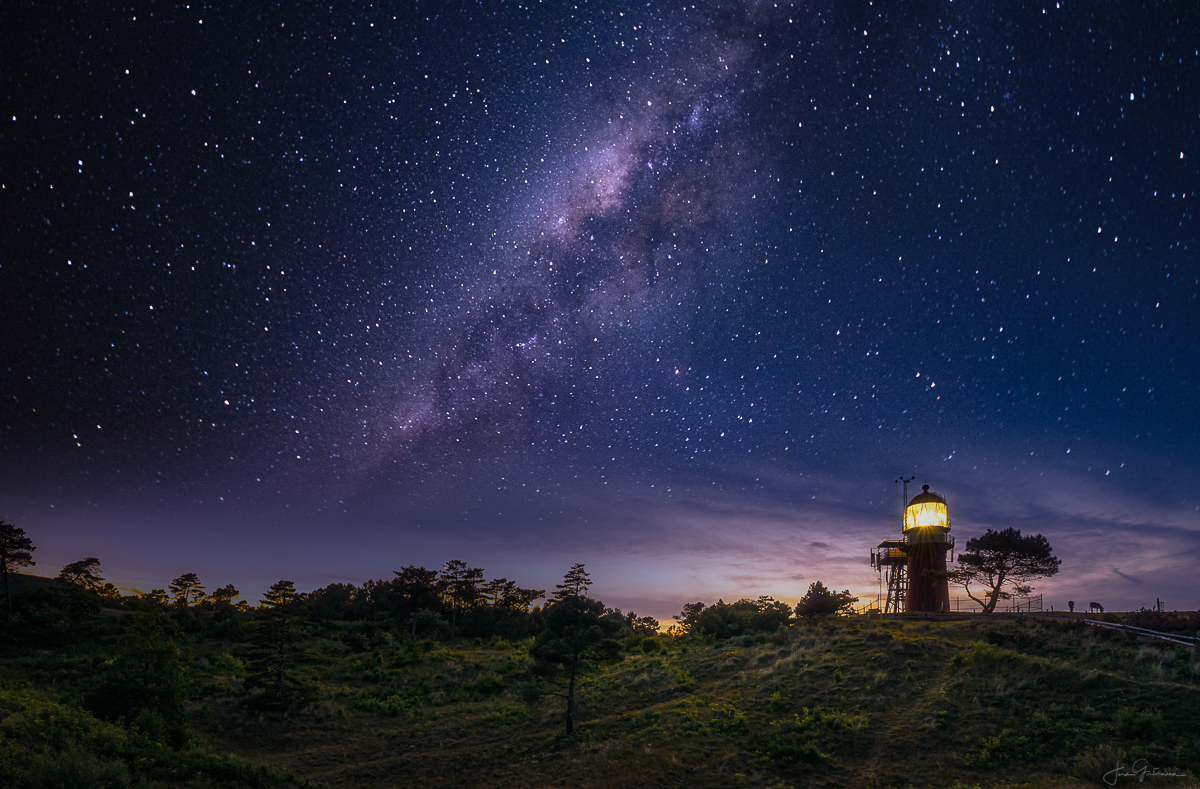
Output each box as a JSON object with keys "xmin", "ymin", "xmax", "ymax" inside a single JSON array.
[
  {"xmin": 1, "ymin": 517, "xmax": 862, "ymax": 650},
  {"xmin": 305, "ymin": 559, "xmax": 552, "ymax": 641},
  {"xmin": 670, "ymin": 582, "xmax": 859, "ymax": 640},
  {"xmin": 0, "ymin": 521, "xmax": 661, "ymax": 649}
]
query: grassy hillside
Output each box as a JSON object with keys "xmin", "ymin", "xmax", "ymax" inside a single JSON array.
[
  {"xmin": 3, "ymin": 614, "xmax": 1197, "ymax": 788},
  {"xmin": 0, "ymin": 682, "xmax": 303, "ymax": 788}
]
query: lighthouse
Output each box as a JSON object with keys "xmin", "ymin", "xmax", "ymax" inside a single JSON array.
[
  {"xmin": 871, "ymin": 480, "xmax": 955, "ymax": 613},
  {"xmin": 902, "ymin": 484, "xmax": 953, "ymax": 612}
]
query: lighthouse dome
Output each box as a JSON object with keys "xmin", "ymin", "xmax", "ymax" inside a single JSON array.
[{"xmin": 903, "ymin": 484, "xmax": 950, "ymax": 532}]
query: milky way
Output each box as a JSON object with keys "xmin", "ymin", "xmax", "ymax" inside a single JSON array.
[
  {"xmin": 2, "ymin": 0, "xmax": 1197, "ymax": 615},
  {"xmin": 349, "ymin": 6, "xmax": 795, "ymax": 457}
]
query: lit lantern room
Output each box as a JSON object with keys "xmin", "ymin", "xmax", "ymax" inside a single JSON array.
[{"xmin": 903, "ymin": 485, "xmax": 950, "ymax": 533}]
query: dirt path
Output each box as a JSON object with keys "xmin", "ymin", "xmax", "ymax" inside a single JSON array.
[{"xmin": 852, "ymin": 646, "xmax": 960, "ymax": 789}]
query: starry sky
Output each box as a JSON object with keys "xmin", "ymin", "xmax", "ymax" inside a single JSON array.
[{"xmin": 3, "ymin": 0, "xmax": 1197, "ymax": 619}]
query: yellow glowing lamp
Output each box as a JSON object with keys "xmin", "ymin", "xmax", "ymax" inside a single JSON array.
[{"xmin": 903, "ymin": 485, "xmax": 950, "ymax": 532}]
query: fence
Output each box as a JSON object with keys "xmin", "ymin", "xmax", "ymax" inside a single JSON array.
[
  {"xmin": 950, "ymin": 593, "xmax": 1042, "ymax": 614},
  {"xmin": 854, "ymin": 594, "xmax": 1044, "ymax": 616}
]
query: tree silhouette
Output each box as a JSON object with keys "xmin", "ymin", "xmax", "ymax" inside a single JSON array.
[
  {"xmin": 949, "ymin": 528, "xmax": 1061, "ymax": 614},
  {"xmin": 673, "ymin": 596, "xmax": 793, "ymax": 637},
  {"xmin": 140, "ymin": 588, "xmax": 170, "ymax": 609},
  {"xmin": 58, "ymin": 557, "xmax": 104, "ymax": 591},
  {"xmin": 97, "ymin": 582, "xmax": 124, "ymax": 605},
  {"xmin": 210, "ymin": 583, "xmax": 239, "ymax": 608},
  {"xmin": 246, "ymin": 580, "xmax": 302, "ymax": 703},
  {"xmin": 0, "ymin": 520, "xmax": 36, "ymax": 618},
  {"xmin": 604, "ymin": 608, "xmax": 660, "ymax": 637},
  {"xmin": 529, "ymin": 592, "xmax": 622, "ymax": 735},
  {"xmin": 393, "ymin": 565, "xmax": 444, "ymax": 637},
  {"xmin": 794, "ymin": 581, "xmax": 858, "ymax": 619},
  {"xmin": 483, "ymin": 577, "xmax": 544, "ymax": 611},
  {"xmin": 553, "ymin": 563, "xmax": 592, "ymax": 600},
  {"xmin": 169, "ymin": 573, "xmax": 205, "ymax": 608},
  {"xmin": 673, "ymin": 601, "xmax": 707, "ymax": 634},
  {"xmin": 440, "ymin": 559, "xmax": 484, "ymax": 640}
]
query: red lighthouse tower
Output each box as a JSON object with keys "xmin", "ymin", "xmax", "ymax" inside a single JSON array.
[
  {"xmin": 902, "ymin": 484, "xmax": 953, "ymax": 612},
  {"xmin": 871, "ymin": 480, "xmax": 954, "ymax": 613}
]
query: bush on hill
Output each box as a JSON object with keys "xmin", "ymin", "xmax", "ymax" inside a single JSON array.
[{"xmin": 674, "ymin": 596, "xmax": 793, "ymax": 638}]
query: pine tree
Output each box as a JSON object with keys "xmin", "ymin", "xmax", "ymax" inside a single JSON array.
[
  {"xmin": 553, "ymin": 563, "xmax": 592, "ymax": 600},
  {"xmin": 0, "ymin": 521, "xmax": 36, "ymax": 618},
  {"xmin": 210, "ymin": 583, "xmax": 239, "ymax": 607},
  {"xmin": 530, "ymin": 569, "xmax": 621, "ymax": 735},
  {"xmin": 440, "ymin": 559, "xmax": 484, "ymax": 640},
  {"xmin": 393, "ymin": 565, "xmax": 443, "ymax": 638},
  {"xmin": 483, "ymin": 577, "xmax": 544, "ymax": 611},
  {"xmin": 949, "ymin": 528, "xmax": 1061, "ymax": 614},
  {"xmin": 168, "ymin": 573, "xmax": 205, "ymax": 608},
  {"xmin": 58, "ymin": 557, "xmax": 104, "ymax": 591},
  {"xmin": 245, "ymin": 580, "xmax": 302, "ymax": 704},
  {"xmin": 794, "ymin": 581, "xmax": 858, "ymax": 618},
  {"xmin": 141, "ymin": 589, "xmax": 170, "ymax": 609}
]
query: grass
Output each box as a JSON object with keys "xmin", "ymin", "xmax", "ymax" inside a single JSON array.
[
  {"xmin": 3, "ymin": 617, "xmax": 1198, "ymax": 788},
  {"xmin": 0, "ymin": 683, "xmax": 303, "ymax": 788}
]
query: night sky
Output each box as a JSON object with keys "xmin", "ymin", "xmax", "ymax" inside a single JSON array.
[{"xmin": 3, "ymin": 1, "xmax": 1197, "ymax": 620}]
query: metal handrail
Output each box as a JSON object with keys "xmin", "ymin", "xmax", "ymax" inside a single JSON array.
[
  {"xmin": 1025, "ymin": 614, "xmax": 1198, "ymax": 649},
  {"xmin": 1079, "ymin": 618, "xmax": 1198, "ymax": 648}
]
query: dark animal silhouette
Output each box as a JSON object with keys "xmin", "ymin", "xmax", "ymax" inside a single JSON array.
[
  {"xmin": 1089, "ymin": 601, "xmax": 1104, "ymax": 614},
  {"xmin": 1068, "ymin": 601, "xmax": 1075, "ymax": 613}
]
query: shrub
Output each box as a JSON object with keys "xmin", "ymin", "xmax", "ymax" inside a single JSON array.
[
  {"xmin": 0, "ymin": 686, "xmax": 296, "ymax": 788},
  {"xmin": 0, "ymin": 741, "xmax": 132, "ymax": 789},
  {"xmin": 709, "ymin": 702, "xmax": 749, "ymax": 735},
  {"xmin": 213, "ymin": 653, "xmax": 247, "ymax": 675},
  {"xmin": 355, "ymin": 691, "xmax": 421, "ymax": 718},
  {"xmin": 1112, "ymin": 708, "xmax": 1165, "ymax": 742},
  {"xmin": 674, "ymin": 597, "xmax": 792, "ymax": 639},
  {"xmin": 951, "ymin": 640, "xmax": 1010, "ymax": 667},
  {"xmin": 964, "ymin": 711, "xmax": 1080, "ymax": 767},
  {"xmin": 640, "ymin": 637, "xmax": 663, "ymax": 655},
  {"xmin": 343, "ymin": 630, "xmax": 370, "ymax": 653},
  {"xmin": 1072, "ymin": 744, "xmax": 1129, "ymax": 781},
  {"xmin": 8, "ymin": 587, "xmax": 102, "ymax": 647},
  {"xmin": 409, "ymin": 610, "xmax": 451, "ymax": 640},
  {"xmin": 750, "ymin": 706, "xmax": 868, "ymax": 764},
  {"xmin": 485, "ymin": 702, "xmax": 528, "ymax": 725},
  {"xmin": 84, "ymin": 616, "xmax": 189, "ymax": 748},
  {"xmin": 463, "ymin": 672, "xmax": 508, "ymax": 698},
  {"xmin": 675, "ymin": 697, "xmax": 709, "ymax": 736}
]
